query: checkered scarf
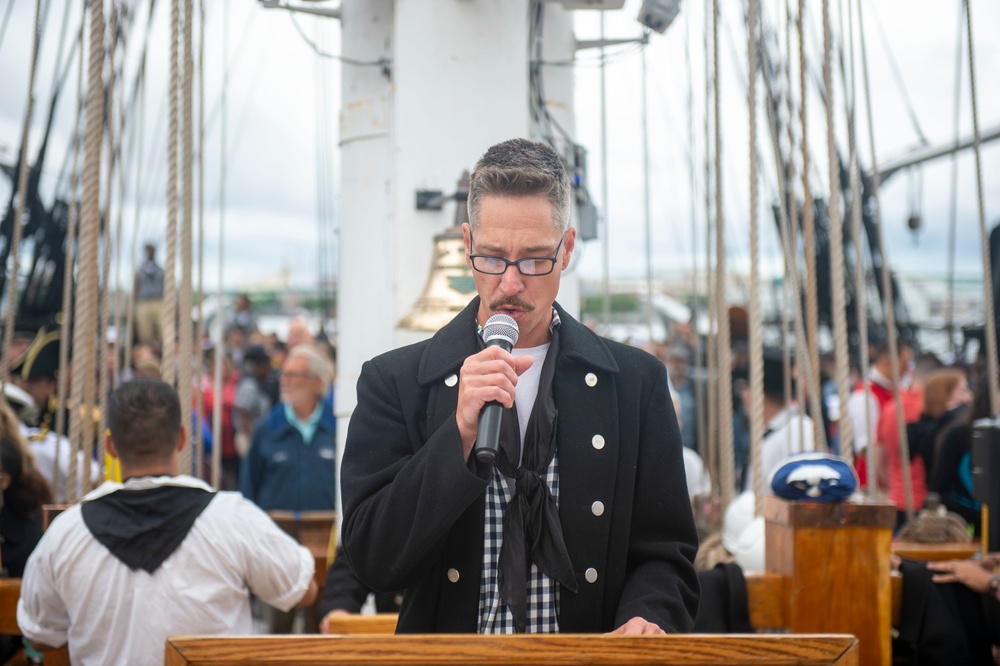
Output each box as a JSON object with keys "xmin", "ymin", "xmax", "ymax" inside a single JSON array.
[
  {"xmin": 478, "ymin": 458, "xmax": 561, "ymax": 633},
  {"xmin": 475, "ymin": 309, "xmax": 577, "ymax": 633}
]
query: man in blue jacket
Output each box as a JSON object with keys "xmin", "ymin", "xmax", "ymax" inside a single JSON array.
[{"xmin": 240, "ymin": 343, "xmax": 336, "ymax": 632}]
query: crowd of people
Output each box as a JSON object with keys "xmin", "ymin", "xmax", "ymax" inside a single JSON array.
[{"xmin": 659, "ymin": 329, "xmax": 986, "ymax": 539}]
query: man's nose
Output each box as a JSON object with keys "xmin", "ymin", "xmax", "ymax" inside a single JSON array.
[{"xmin": 498, "ymin": 264, "xmax": 525, "ymax": 294}]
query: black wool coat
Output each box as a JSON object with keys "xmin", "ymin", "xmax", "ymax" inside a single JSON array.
[{"xmin": 341, "ymin": 298, "xmax": 699, "ymax": 633}]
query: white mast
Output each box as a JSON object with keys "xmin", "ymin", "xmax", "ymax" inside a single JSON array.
[{"xmin": 336, "ymin": 1, "xmax": 581, "ymax": 491}]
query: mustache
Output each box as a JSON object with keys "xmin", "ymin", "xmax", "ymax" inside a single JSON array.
[{"xmin": 489, "ymin": 296, "xmax": 534, "ymax": 312}]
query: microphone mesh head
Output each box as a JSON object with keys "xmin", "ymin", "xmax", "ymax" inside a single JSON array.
[{"xmin": 483, "ymin": 314, "xmax": 518, "ymax": 347}]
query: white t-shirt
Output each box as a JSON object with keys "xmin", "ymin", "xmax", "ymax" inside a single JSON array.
[
  {"xmin": 18, "ymin": 475, "xmax": 314, "ymax": 666},
  {"xmin": 511, "ymin": 343, "xmax": 550, "ymax": 465}
]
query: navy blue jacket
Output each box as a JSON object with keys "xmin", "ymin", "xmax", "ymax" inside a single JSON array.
[{"xmin": 240, "ymin": 403, "xmax": 337, "ymax": 512}]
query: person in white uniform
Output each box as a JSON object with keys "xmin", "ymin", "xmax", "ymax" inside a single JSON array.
[
  {"xmin": 738, "ymin": 349, "xmax": 814, "ymax": 491},
  {"xmin": 17, "ymin": 378, "xmax": 318, "ymax": 666}
]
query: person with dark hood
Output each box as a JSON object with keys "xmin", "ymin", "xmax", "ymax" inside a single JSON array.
[{"xmin": 17, "ymin": 379, "xmax": 317, "ymax": 666}]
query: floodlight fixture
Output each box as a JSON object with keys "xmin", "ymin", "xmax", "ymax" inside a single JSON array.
[{"xmin": 637, "ymin": 0, "xmax": 681, "ymax": 34}]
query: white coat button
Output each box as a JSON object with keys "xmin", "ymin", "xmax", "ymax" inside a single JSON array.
[
  {"xmin": 444, "ymin": 374, "xmax": 458, "ymax": 387},
  {"xmin": 591, "ymin": 434, "xmax": 605, "ymax": 450},
  {"xmin": 591, "ymin": 501, "xmax": 605, "ymax": 517},
  {"xmin": 585, "ymin": 568, "xmax": 599, "ymax": 584},
  {"xmin": 585, "ymin": 372, "xmax": 598, "ymax": 387},
  {"xmin": 447, "ymin": 568, "xmax": 460, "ymax": 583}
]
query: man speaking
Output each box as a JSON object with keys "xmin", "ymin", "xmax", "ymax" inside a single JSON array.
[{"xmin": 341, "ymin": 138, "xmax": 698, "ymax": 634}]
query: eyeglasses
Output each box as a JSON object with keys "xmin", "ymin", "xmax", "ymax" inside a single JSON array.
[
  {"xmin": 468, "ymin": 228, "xmax": 568, "ymax": 276},
  {"xmin": 282, "ymin": 371, "xmax": 316, "ymax": 381}
]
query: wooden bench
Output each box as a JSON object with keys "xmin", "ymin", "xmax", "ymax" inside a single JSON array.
[{"xmin": 164, "ymin": 634, "xmax": 859, "ymax": 665}]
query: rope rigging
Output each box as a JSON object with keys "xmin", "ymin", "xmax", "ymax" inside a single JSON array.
[
  {"xmin": 195, "ymin": 0, "xmax": 206, "ymax": 478},
  {"xmin": 842, "ymin": 0, "xmax": 868, "ymax": 476},
  {"xmin": 747, "ymin": 0, "xmax": 765, "ymax": 514},
  {"xmin": 162, "ymin": 0, "xmax": 180, "ymax": 388},
  {"xmin": 856, "ymin": 0, "xmax": 910, "ymax": 512},
  {"xmin": 798, "ymin": 0, "xmax": 825, "ymax": 454},
  {"xmin": 67, "ymin": 0, "xmax": 106, "ymax": 501},
  {"xmin": 704, "ymin": 0, "xmax": 719, "ymax": 498},
  {"xmin": 945, "ymin": 1, "xmax": 964, "ymax": 358},
  {"xmin": 179, "ymin": 0, "xmax": 195, "ymax": 476},
  {"xmin": 822, "ymin": 0, "xmax": 851, "ymax": 463},
  {"xmin": 53, "ymin": 36, "xmax": 85, "ymax": 502},
  {"xmin": 1, "ymin": 0, "xmax": 44, "ymax": 383},
  {"xmin": 97, "ymin": 1, "xmax": 121, "ymax": 483},
  {"xmin": 713, "ymin": 0, "xmax": 736, "ymax": 509},
  {"xmin": 963, "ymin": 0, "xmax": 1000, "ymax": 416}
]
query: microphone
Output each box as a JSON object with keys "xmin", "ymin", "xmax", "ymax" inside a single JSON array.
[{"xmin": 474, "ymin": 314, "xmax": 519, "ymax": 464}]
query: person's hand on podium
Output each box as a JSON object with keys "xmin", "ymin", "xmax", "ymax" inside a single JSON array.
[
  {"xmin": 607, "ymin": 617, "xmax": 664, "ymax": 635},
  {"xmin": 928, "ymin": 557, "xmax": 1000, "ymax": 600},
  {"xmin": 319, "ymin": 609, "xmax": 350, "ymax": 634}
]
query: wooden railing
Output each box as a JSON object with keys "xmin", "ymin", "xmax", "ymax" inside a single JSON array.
[{"xmin": 164, "ymin": 634, "xmax": 859, "ymax": 666}]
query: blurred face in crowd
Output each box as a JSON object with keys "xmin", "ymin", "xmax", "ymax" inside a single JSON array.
[
  {"xmin": 280, "ymin": 355, "xmax": 322, "ymax": 415},
  {"xmin": 946, "ymin": 376, "xmax": 973, "ymax": 411}
]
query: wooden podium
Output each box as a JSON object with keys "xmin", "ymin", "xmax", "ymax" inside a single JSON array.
[
  {"xmin": 164, "ymin": 634, "xmax": 859, "ymax": 665},
  {"xmin": 268, "ymin": 510, "xmax": 337, "ymax": 589},
  {"xmin": 763, "ymin": 496, "xmax": 895, "ymax": 666}
]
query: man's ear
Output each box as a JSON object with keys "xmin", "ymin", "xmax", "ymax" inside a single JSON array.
[
  {"xmin": 463, "ymin": 223, "xmax": 472, "ymax": 267},
  {"xmin": 561, "ymin": 227, "xmax": 577, "ymax": 269},
  {"xmin": 105, "ymin": 430, "xmax": 120, "ymax": 460},
  {"xmin": 177, "ymin": 426, "xmax": 188, "ymax": 454},
  {"xmin": 1, "ymin": 472, "xmax": 11, "ymax": 491}
]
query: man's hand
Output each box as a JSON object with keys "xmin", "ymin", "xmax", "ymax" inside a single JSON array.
[
  {"xmin": 319, "ymin": 609, "xmax": 350, "ymax": 634},
  {"xmin": 927, "ymin": 558, "xmax": 994, "ymax": 595},
  {"xmin": 455, "ymin": 346, "xmax": 533, "ymax": 460},
  {"xmin": 607, "ymin": 617, "xmax": 665, "ymax": 635}
]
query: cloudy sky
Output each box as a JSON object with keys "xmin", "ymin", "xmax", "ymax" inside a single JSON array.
[{"xmin": 1, "ymin": 0, "xmax": 999, "ymax": 297}]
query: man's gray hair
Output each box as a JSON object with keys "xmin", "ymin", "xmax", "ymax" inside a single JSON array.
[
  {"xmin": 288, "ymin": 344, "xmax": 334, "ymax": 396},
  {"xmin": 467, "ymin": 138, "xmax": 571, "ymax": 232}
]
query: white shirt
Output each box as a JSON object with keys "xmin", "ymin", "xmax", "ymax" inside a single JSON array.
[
  {"xmin": 760, "ymin": 405, "xmax": 816, "ymax": 493},
  {"xmin": 845, "ymin": 370, "xmax": 892, "ymax": 453},
  {"xmin": 19, "ymin": 424, "xmax": 101, "ymax": 500},
  {"xmin": 682, "ymin": 448, "xmax": 711, "ymax": 501},
  {"xmin": 18, "ymin": 475, "xmax": 314, "ymax": 666}
]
